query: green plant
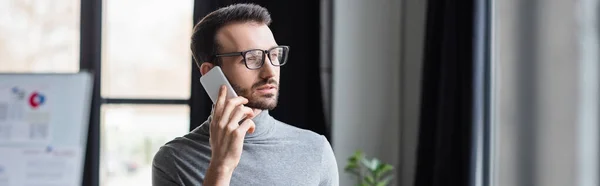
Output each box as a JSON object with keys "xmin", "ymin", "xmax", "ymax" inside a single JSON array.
[{"xmin": 344, "ymin": 150, "xmax": 394, "ymax": 186}]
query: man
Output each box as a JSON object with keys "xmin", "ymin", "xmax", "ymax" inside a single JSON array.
[{"xmin": 152, "ymin": 3, "xmax": 339, "ymax": 186}]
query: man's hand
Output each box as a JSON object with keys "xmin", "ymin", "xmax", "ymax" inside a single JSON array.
[{"xmin": 203, "ymin": 85, "xmax": 256, "ymax": 186}]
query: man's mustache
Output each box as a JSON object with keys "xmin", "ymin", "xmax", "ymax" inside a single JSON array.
[{"xmin": 252, "ymin": 78, "xmax": 278, "ymax": 89}]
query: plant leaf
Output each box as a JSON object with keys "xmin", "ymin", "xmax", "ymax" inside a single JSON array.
[
  {"xmin": 372, "ymin": 158, "xmax": 381, "ymax": 167},
  {"xmin": 345, "ymin": 162, "xmax": 358, "ymax": 171},
  {"xmin": 374, "ymin": 163, "xmax": 394, "ymax": 178},
  {"xmin": 365, "ymin": 175, "xmax": 375, "ymax": 184},
  {"xmin": 377, "ymin": 164, "xmax": 394, "ymax": 174},
  {"xmin": 361, "ymin": 158, "xmax": 377, "ymax": 171},
  {"xmin": 353, "ymin": 150, "xmax": 364, "ymax": 159},
  {"xmin": 361, "ymin": 180, "xmax": 371, "ymax": 186},
  {"xmin": 348, "ymin": 156, "xmax": 358, "ymax": 164},
  {"xmin": 355, "ymin": 150, "xmax": 364, "ymax": 155},
  {"xmin": 376, "ymin": 175, "xmax": 394, "ymax": 186},
  {"xmin": 371, "ymin": 158, "xmax": 381, "ymax": 173},
  {"xmin": 348, "ymin": 150, "xmax": 364, "ymax": 166}
]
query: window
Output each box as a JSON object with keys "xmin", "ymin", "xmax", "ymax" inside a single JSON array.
[
  {"xmin": 1, "ymin": 0, "xmax": 204, "ymax": 185},
  {"xmin": 0, "ymin": 0, "xmax": 80, "ymax": 73},
  {"xmin": 101, "ymin": 0, "xmax": 193, "ymax": 99},
  {"xmin": 100, "ymin": 105, "xmax": 189, "ymax": 186},
  {"xmin": 99, "ymin": 0, "xmax": 194, "ymax": 185}
]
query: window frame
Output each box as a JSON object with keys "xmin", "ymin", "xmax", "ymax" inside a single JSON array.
[{"xmin": 80, "ymin": 0, "xmax": 218, "ymax": 185}]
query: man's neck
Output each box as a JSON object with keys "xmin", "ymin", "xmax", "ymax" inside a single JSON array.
[{"xmin": 252, "ymin": 109, "xmax": 263, "ymax": 118}]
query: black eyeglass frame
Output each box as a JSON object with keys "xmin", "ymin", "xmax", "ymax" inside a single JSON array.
[{"xmin": 213, "ymin": 45, "xmax": 290, "ymax": 70}]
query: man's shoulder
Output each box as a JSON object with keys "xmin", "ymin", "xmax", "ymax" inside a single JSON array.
[
  {"xmin": 163, "ymin": 129, "xmax": 210, "ymax": 152},
  {"xmin": 152, "ymin": 131, "xmax": 211, "ymax": 186},
  {"xmin": 153, "ymin": 130, "xmax": 212, "ymax": 168},
  {"xmin": 274, "ymin": 119, "xmax": 328, "ymax": 145}
]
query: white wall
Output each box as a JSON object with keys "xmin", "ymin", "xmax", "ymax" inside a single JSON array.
[{"xmin": 331, "ymin": 0, "xmax": 426, "ymax": 185}]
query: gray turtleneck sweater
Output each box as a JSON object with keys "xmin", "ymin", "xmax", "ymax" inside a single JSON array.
[{"xmin": 152, "ymin": 110, "xmax": 339, "ymax": 186}]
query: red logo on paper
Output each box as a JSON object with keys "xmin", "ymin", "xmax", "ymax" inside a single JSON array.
[{"xmin": 29, "ymin": 91, "xmax": 46, "ymax": 109}]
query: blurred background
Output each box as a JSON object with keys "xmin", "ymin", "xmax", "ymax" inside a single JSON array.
[{"xmin": 1, "ymin": 0, "xmax": 599, "ymax": 186}]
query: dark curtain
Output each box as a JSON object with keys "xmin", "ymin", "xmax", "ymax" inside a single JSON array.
[
  {"xmin": 190, "ymin": 0, "xmax": 329, "ymax": 140},
  {"xmin": 413, "ymin": 0, "xmax": 477, "ymax": 185}
]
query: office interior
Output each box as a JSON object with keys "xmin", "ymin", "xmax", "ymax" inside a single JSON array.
[{"xmin": 1, "ymin": 0, "xmax": 598, "ymax": 186}]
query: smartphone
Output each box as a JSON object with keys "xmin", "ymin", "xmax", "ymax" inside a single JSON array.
[{"xmin": 200, "ymin": 66, "xmax": 238, "ymax": 104}]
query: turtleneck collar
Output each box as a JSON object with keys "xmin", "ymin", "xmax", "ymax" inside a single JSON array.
[{"xmin": 196, "ymin": 110, "xmax": 275, "ymax": 140}]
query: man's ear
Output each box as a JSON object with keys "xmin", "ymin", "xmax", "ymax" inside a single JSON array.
[{"xmin": 199, "ymin": 62, "xmax": 215, "ymax": 76}]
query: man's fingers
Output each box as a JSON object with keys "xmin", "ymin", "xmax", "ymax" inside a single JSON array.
[
  {"xmin": 228, "ymin": 106, "xmax": 254, "ymax": 128},
  {"xmin": 213, "ymin": 85, "xmax": 227, "ymax": 122},
  {"xmin": 237, "ymin": 119, "xmax": 256, "ymax": 135},
  {"xmin": 218, "ymin": 96, "xmax": 248, "ymax": 129},
  {"xmin": 209, "ymin": 103, "xmax": 216, "ymax": 129}
]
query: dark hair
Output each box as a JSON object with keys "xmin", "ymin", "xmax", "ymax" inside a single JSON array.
[{"xmin": 191, "ymin": 3, "xmax": 272, "ymax": 67}]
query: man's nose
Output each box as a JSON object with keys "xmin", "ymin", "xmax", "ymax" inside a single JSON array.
[{"xmin": 259, "ymin": 58, "xmax": 277, "ymax": 79}]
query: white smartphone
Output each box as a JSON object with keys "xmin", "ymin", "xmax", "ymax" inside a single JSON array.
[{"xmin": 200, "ymin": 66, "xmax": 238, "ymax": 104}]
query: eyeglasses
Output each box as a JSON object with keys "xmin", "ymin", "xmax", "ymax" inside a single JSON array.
[{"xmin": 213, "ymin": 45, "xmax": 289, "ymax": 70}]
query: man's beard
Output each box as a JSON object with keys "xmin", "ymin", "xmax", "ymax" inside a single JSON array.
[{"xmin": 231, "ymin": 78, "xmax": 279, "ymax": 110}]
